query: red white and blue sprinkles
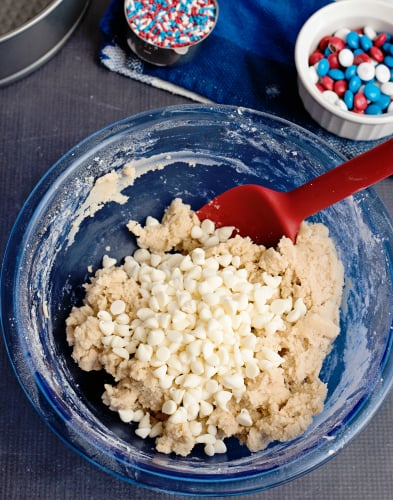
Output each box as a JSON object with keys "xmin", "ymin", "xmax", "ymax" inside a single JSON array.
[
  {"xmin": 125, "ymin": 0, "xmax": 217, "ymax": 49},
  {"xmin": 308, "ymin": 26, "xmax": 393, "ymax": 115}
]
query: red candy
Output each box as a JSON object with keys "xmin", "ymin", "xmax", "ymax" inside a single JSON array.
[
  {"xmin": 328, "ymin": 36, "xmax": 345, "ymax": 53},
  {"xmin": 354, "ymin": 92, "xmax": 368, "ymax": 111},
  {"xmin": 309, "ymin": 50, "xmax": 324, "ymax": 65},
  {"xmin": 320, "ymin": 75, "xmax": 334, "ymax": 91},
  {"xmin": 374, "ymin": 32, "xmax": 387, "ymax": 47},
  {"xmin": 316, "ymin": 82, "xmax": 325, "ymax": 92},
  {"xmin": 328, "ymin": 53, "xmax": 340, "ymax": 69},
  {"xmin": 334, "ymin": 80, "xmax": 347, "ymax": 97},
  {"xmin": 354, "ymin": 52, "xmax": 371, "ymax": 64},
  {"xmin": 318, "ymin": 35, "xmax": 332, "ymax": 50},
  {"xmin": 369, "ymin": 46, "xmax": 384, "ymax": 62}
]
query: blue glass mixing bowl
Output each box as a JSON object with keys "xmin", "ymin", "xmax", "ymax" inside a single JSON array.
[{"xmin": 1, "ymin": 105, "xmax": 393, "ymax": 495}]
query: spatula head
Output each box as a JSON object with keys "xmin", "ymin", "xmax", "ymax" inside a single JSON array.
[{"xmin": 197, "ymin": 184, "xmax": 299, "ymax": 247}]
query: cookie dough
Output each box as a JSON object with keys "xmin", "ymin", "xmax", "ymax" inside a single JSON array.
[{"xmin": 66, "ymin": 198, "xmax": 344, "ymax": 456}]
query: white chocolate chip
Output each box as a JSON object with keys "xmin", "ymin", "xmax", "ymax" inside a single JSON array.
[
  {"xmin": 110, "ymin": 299, "xmax": 126, "ymax": 316},
  {"xmin": 236, "ymin": 408, "xmax": 253, "ymax": 427}
]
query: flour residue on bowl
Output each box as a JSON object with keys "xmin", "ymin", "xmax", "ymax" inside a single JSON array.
[
  {"xmin": 67, "ymin": 164, "xmax": 136, "ymax": 246},
  {"xmin": 66, "ymin": 150, "xmax": 251, "ymax": 248}
]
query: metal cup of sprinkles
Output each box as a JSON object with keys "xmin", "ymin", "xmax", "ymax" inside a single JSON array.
[{"xmin": 124, "ymin": 0, "xmax": 219, "ymax": 66}]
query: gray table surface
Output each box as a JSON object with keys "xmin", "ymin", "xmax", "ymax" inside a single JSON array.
[{"xmin": 1, "ymin": 2, "xmax": 392, "ymax": 499}]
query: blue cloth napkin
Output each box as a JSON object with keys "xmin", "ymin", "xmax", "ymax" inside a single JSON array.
[{"xmin": 99, "ymin": 0, "xmax": 387, "ymax": 157}]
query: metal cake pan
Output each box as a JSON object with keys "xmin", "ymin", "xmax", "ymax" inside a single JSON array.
[{"xmin": 0, "ymin": 0, "xmax": 90, "ymax": 86}]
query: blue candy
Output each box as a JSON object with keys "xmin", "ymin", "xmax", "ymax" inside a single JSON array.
[
  {"xmin": 344, "ymin": 90, "xmax": 354, "ymax": 110},
  {"xmin": 345, "ymin": 64, "xmax": 357, "ymax": 79},
  {"xmin": 346, "ymin": 31, "xmax": 360, "ymax": 49},
  {"xmin": 377, "ymin": 93, "xmax": 391, "ymax": 110},
  {"xmin": 363, "ymin": 82, "xmax": 381, "ymax": 102},
  {"xmin": 353, "ymin": 48, "xmax": 364, "ymax": 56},
  {"xmin": 328, "ymin": 68, "xmax": 345, "ymax": 80},
  {"xmin": 317, "ymin": 58, "xmax": 330, "ymax": 76},
  {"xmin": 365, "ymin": 104, "xmax": 383, "ymax": 115},
  {"xmin": 384, "ymin": 55, "xmax": 393, "ymax": 67},
  {"xmin": 360, "ymin": 35, "xmax": 372, "ymax": 51},
  {"xmin": 348, "ymin": 75, "xmax": 361, "ymax": 93}
]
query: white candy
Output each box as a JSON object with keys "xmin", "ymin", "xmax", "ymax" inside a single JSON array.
[
  {"xmin": 336, "ymin": 99, "xmax": 348, "ymax": 112},
  {"xmin": 333, "ymin": 27, "xmax": 350, "ymax": 40},
  {"xmin": 381, "ymin": 81, "xmax": 393, "ymax": 96},
  {"xmin": 308, "ymin": 65, "xmax": 319, "ymax": 85},
  {"xmin": 322, "ymin": 90, "xmax": 339, "ymax": 105},
  {"xmin": 357, "ymin": 62, "xmax": 375, "ymax": 82},
  {"xmin": 338, "ymin": 48, "xmax": 354, "ymax": 68},
  {"xmin": 375, "ymin": 64, "xmax": 391, "ymax": 84},
  {"xmin": 363, "ymin": 25, "xmax": 377, "ymax": 40}
]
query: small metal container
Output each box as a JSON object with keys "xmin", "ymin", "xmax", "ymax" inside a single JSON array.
[
  {"xmin": 123, "ymin": 0, "xmax": 219, "ymax": 66},
  {"xmin": 0, "ymin": 0, "xmax": 90, "ymax": 86}
]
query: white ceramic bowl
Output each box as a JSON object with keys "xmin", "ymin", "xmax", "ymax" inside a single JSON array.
[{"xmin": 295, "ymin": 0, "xmax": 393, "ymax": 140}]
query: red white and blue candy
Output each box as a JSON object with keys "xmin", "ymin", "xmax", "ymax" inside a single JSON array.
[
  {"xmin": 125, "ymin": 0, "xmax": 217, "ymax": 49},
  {"xmin": 308, "ymin": 26, "xmax": 393, "ymax": 115}
]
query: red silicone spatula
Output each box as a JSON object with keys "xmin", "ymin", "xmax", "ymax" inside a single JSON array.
[{"xmin": 197, "ymin": 138, "xmax": 393, "ymax": 247}]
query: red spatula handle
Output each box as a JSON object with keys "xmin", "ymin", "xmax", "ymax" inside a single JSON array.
[{"xmin": 289, "ymin": 138, "xmax": 393, "ymax": 220}]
